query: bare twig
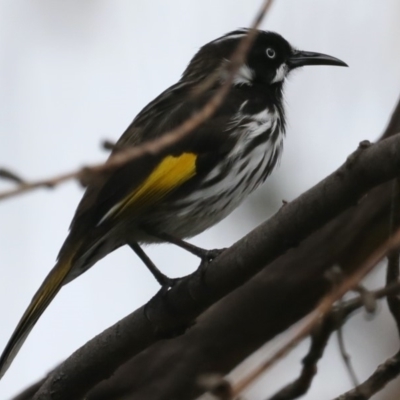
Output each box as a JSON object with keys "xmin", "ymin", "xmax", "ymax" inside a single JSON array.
[
  {"xmin": 270, "ymin": 175, "xmax": 400, "ymax": 400},
  {"xmin": 337, "ymin": 323, "xmax": 359, "ymax": 387},
  {"xmin": 101, "ymin": 139, "xmax": 117, "ymax": 151},
  {"xmin": 326, "ymin": 268, "xmax": 360, "ymax": 387},
  {"xmin": 335, "ymin": 180, "xmax": 400, "ymax": 400},
  {"xmin": 332, "ymin": 351, "xmax": 400, "ymax": 400},
  {"xmin": 338, "ymin": 178, "xmax": 400, "ymax": 400},
  {"xmin": 198, "ymin": 374, "xmax": 234, "ymax": 400},
  {"xmin": 0, "ymin": 168, "xmax": 26, "ymax": 185},
  {"xmin": 231, "ymin": 228, "xmax": 400, "ymax": 398},
  {"xmin": 0, "ymin": 0, "xmax": 275, "ymax": 203},
  {"xmin": 352, "ymin": 286, "xmax": 377, "ymax": 314},
  {"xmin": 266, "ymin": 281, "xmax": 400, "ymax": 400},
  {"xmin": 336, "ymin": 274, "xmax": 359, "ymax": 388},
  {"xmin": 341, "ymin": 281, "xmax": 400, "ymax": 317},
  {"xmin": 267, "ymin": 313, "xmax": 338, "ymax": 400}
]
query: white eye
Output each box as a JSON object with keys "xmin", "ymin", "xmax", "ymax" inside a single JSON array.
[{"xmin": 266, "ymin": 48, "xmax": 276, "ymax": 59}]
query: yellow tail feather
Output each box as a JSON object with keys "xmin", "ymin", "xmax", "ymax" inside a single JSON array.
[{"xmin": 0, "ymin": 255, "xmax": 74, "ymax": 379}]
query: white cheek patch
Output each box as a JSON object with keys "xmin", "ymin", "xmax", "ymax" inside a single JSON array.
[
  {"xmin": 233, "ymin": 64, "xmax": 254, "ymax": 85},
  {"xmin": 272, "ymin": 63, "xmax": 289, "ymax": 83}
]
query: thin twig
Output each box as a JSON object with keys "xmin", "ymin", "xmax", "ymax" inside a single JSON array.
[
  {"xmin": 334, "ymin": 180, "xmax": 400, "ymax": 399},
  {"xmin": 101, "ymin": 139, "xmax": 117, "ymax": 151},
  {"xmin": 337, "ymin": 323, "xmax": 359, "ymax": 387},
  {"xmin": 266, "ymin": 282, "xmax": 400, "ymax": 400},
  {"xmin": 336, "ymin": 275, "xmax": 359, "ymax": 388},
  {"xmin": 230, "ymin": 227, "xmax": 400, "ymax": 398},
  {"xmin": 352, "ymin": 285, "xmax": 377, "ymax": 314},
  {"xmin": 264, "ymin": 180, "xmax": 400, "ymax": 400},
  {"xmin": 326, "ymin": 268, "xmax": 360, "ymax": 387},
  {"xmin": 0, "ymin": 0, "xmax": 275, "ymax": 203},
  {"xmin": 0, "ymin": 168, "xmax": 26, "ymax": 185},
  {"xmin": 332, "ymin": 351, "xmax": 400, "ymax": 400},
  {"xmin": 198, "ymin": 374, "xmax": 234, "ymax": 400},
  {"xmin": 267, "ymin": 313, "xmax": 337, "ymax": 400}
]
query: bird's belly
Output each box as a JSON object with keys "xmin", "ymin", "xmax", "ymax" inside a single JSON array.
[{"xmin": 138, "ymin": 137, "xmax": 283, "ymax": 240}]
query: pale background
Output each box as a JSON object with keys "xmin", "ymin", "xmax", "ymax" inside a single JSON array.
[{"xmin": 1, "ymin": 1, "xmax": 400, "ymax": 399}]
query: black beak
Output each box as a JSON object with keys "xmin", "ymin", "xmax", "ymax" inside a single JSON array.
[{"xmin": 288, "ymin": 50, "xmax": 348, "ymax": 69}]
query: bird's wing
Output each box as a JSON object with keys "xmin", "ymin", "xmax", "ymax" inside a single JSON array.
[
  {"xmin": 59, "ymin": 84, "xmax": 239, "ymax": 261},
  {"xmin": 0, "ymin": 82, "xmax": 246, "ymax": 379},
  {"xmin": 0, "ymin": 84, "xmax": 240, "ymax": 378}
]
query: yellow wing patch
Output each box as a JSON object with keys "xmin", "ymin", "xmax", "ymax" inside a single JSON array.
[{"xmin": 100, "ymin": 152, "xmax": 197, "ymax": 224}]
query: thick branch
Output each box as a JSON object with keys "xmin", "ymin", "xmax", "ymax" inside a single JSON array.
[
  {"xmin": 333, "ymin": 230, "xmax": 400, "ymax": 400},
  {"xmin": 12, "ymin": 92, "xmax": 400, "ymax": 400},
  {"xmin": 334, "ymin": 174, "xmax": 400, "ymax": 400},
  {"xmin": 81, "ymin": 183, "xmax": 393, "ymax": 400},
  {"xmin": 76, "ymin": 97, "xmax": 400, "ymax": 400},
  {"xmin": 23, "ymin": 131, "xmax": 400, "ymax": 400},
  {"xmin": 229, "ymin": 227, "xmax": 400, "ymax": 398},
  {"xmin": 387, "ymin": 179, "xmax": 400, "ymax": 333}
]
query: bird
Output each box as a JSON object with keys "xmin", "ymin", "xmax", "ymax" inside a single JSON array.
[{"xmin": 0, "ymin": 29, "xmax": 347, "ymax": 378}]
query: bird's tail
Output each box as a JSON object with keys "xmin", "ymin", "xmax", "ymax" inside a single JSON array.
[{"xmin": 0, "ymin": 253, "xmax": 74, "ymax": 379}]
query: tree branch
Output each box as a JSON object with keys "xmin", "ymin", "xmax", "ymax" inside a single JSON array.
[
  {"xmin": 332, "ymin": 351, "xmax": 400, "ymax": 400},
  {"xmin": 336, "ymin": 304, "xmax": 359, "ymax": 387},
  {"xmin": 12, "ymin": 92, "xmax": 400, "ymax": 400},
  {"xmin": 333, "ymin": 173, "xmax": 400, "ymax": 400},
  {"xmin": 0, "ymin": 168, "xmax": 26, "ymax": 185},
  {"xmin": 18, "ymin": 133, "xmax": 400, "ymax": 400},
  {"xmin": 229, "ymin": 227, "xmax": 400, "ymax": 398},
  {"xmin": 265, "ymin": 283, "xmax": 399, "ymax": 400}
]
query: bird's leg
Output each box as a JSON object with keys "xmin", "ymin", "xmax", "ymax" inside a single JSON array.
[
  {"xmin": 128, "ymin": 241, "xmax": 176, "ymax": 287},
  {"xmin": 148, "ymin": 231, "xmax": 226, "ymax": 262}
]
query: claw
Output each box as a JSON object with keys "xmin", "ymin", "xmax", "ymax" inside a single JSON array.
[
  {"xmin": 201, "ymin": 247, "xmax": 227, "ymax": 262},
  {"xmin": 159, "ymin": 275, "xmax": 181, "ymax": 289}
]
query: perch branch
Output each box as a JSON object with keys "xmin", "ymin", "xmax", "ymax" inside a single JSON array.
[{"xmin": 30, "ymin": 132, "xmax": 400, "ymax": 400}]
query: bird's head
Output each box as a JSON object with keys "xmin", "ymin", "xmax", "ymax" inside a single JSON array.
[{"xmin": 182, "ymin": 29, "xmax": 347, "ymax": 87}]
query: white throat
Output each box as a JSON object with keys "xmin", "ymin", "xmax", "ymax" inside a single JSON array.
[{"xmin": 272, "ymin": 63, "xmax": 289, "ymax": 83}]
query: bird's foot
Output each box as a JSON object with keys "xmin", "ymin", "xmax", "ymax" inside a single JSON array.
[
  {"xmin": 196, "ymin": 248, "xmax": 227, "ymax": 286},
  {"xmin": 157, "ymin": 274, "xmax": 184, "ymax": 290},
  {"xmin": 197, "ymin": 247, "xmax": 227, "ymax": 263},
  {"xmin": 146, "ymin": 230, "xmax": 227, "ymax": 263}
]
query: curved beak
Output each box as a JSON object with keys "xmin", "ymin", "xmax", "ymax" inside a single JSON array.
[{"xmin": 288, "ymin": 50, "xmax": 348, "ymax": 69}]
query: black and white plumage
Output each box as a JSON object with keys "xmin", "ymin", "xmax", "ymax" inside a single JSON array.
[{"xmin": 0, "ymin": 29, "xmax": 347, "ymax": 379}]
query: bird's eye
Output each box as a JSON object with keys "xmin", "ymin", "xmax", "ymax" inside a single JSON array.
[{"xmin": 266, "ymin": 48, "xmax": 276, "ymax": 59}]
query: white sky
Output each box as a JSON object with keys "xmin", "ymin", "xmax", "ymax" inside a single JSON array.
[{"xmin": 1, "ymin": 1, "xmax": 400, "ymax": 399}]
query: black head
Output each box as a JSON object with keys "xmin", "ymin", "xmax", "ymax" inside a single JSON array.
[{"xmin": 182, "ymin": 29, "xmax": 347, "ymax": 86}]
